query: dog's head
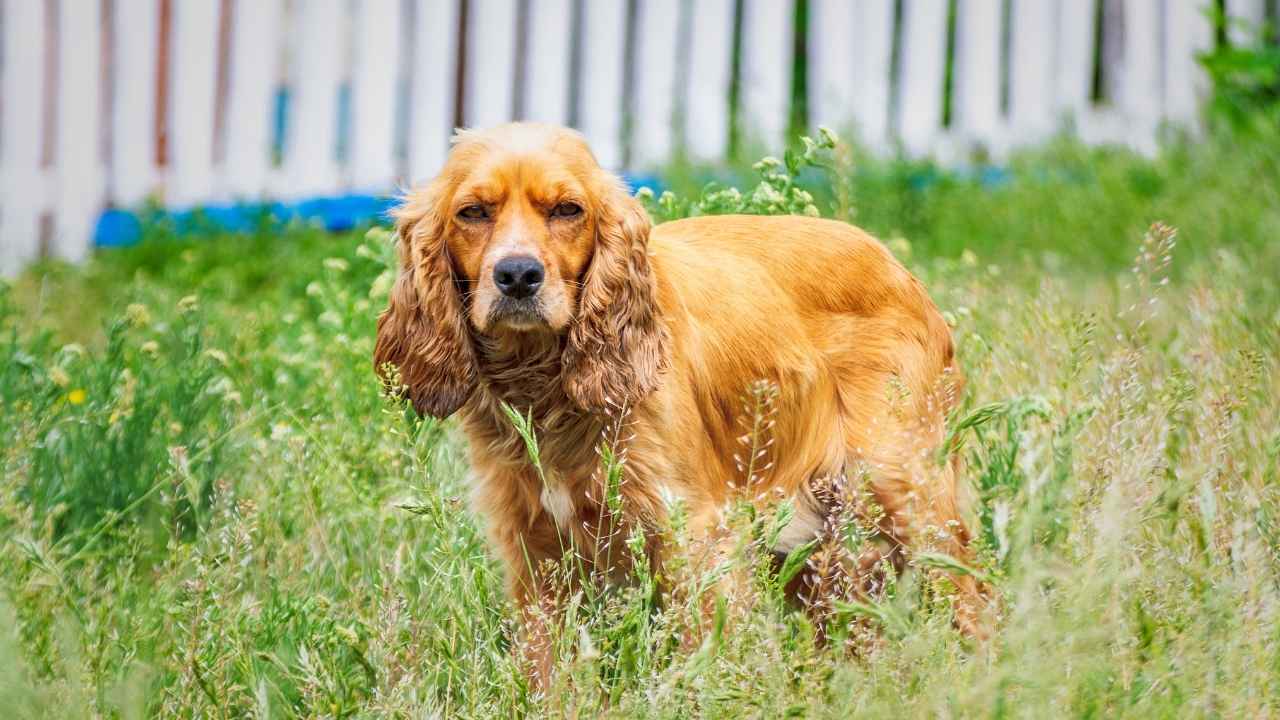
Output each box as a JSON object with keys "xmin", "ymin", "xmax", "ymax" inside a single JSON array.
[{"xmin": 374, "ymin": 123, "xmax": 666, "ymax": 418}]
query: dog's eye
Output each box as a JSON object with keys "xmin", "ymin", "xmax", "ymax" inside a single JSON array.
[
  {"xmin": 550, "ymin": 202, "xmax": 582, "ymax": 219},
  {"xmin": 458, "ymin": 204, "xmax": 489, "ymax": 221}
]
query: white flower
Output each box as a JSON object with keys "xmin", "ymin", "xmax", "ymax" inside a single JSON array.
[
  {"xmin": 369, "ymin": 270, "xmax": 393, "ymax": 300},
  {"xmin": 49, "ymin": 367, "xmax": 71, "ymax": 388},
  {"xmin": 752, "ymin": 156, "xmax": 782, "ymax": 172}
]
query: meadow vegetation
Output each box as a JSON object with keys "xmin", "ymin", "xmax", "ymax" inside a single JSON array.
[{"xmin": 1, "ymin": 121, "xmax": 1278, "ymax": 717}]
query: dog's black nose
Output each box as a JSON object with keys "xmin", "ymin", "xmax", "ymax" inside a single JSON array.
[{"xmin": 493, "ymin": 256, "xmax": 545, "ymax": 299}]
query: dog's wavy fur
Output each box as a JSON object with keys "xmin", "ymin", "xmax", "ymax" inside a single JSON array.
[{"xmin": 375, "ymin": 123, "xmax": 987, "ymax": 685}]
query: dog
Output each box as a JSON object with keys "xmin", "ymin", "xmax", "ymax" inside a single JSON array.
[{"xmin": 374, "ymin": 123, "xmax": 988, "ymax": 687}]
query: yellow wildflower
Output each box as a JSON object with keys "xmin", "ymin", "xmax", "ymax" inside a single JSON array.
[
  {"xmin": 67, "ymin": 389, "xmax": 87, "ymax": 405},
  {"xmin": 125, "ymin": 303, "xmax": 152, "ymax": 327}
]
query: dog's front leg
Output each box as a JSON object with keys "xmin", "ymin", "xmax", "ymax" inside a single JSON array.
[
  {"xmin": 495, "ymin": 517, "xmax": 579, "ymax": 695},
  {"xmin": 660, "ymin": 506, "xmax": 756, "ymax": 652},
  {"xmin": 473, "ymin": 464, "xmax": 576, "ymax": 695},
  {"xmin": 508, "ymin": 556, "xmax": 561, "ymax": 695}
]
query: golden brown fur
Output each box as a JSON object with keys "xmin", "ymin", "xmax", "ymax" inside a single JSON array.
[{"xmin": 375, "ymin": 123, "xmax": 987, "ymax": 687}]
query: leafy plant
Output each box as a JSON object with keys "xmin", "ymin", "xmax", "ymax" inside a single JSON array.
[
  {"xmin": 1200, "ymin": 14, "xmax": 1280, "ymax": 129},
  {"xmin": 639, "ymin": 128, "xmax": 840, "ymax": 221}
]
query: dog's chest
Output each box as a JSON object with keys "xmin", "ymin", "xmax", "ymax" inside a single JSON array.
[{"xmin": 539, "ymin": 479, "xmax": 578, "ymax": 530}]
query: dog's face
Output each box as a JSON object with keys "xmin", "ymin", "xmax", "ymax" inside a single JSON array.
[
  {"xmin": 374, "ymin": 123, "xmax": 668, "ymax": 418},
  {"xmin": 441, "ymin": 130, "xmax": 599, "ymax": 335}
]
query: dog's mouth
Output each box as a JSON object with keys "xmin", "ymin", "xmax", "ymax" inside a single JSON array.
[{"xmin": 487, "ymin": 296, "xmax": 548, "ymax": 331}]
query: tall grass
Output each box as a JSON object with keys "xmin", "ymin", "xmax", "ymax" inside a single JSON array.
[{"xmin": 1, "ymin": 126, "xmax": 1278, "ymax": 717}]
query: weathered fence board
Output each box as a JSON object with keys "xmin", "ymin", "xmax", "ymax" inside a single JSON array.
[
  {"xmin": 807, "ymin": 0, "xmax": 858, "ymax": 135},
  {"xmin": 952, "ymin": 0, "xmax": 1002, "ymax": 152},
  {"xmin": 54, "ymin": 0, "xmax": 106, "ymax": 263},
  {"xmin": 284, "ymin": 0, "xmax": 345, "ymax": 198},
  {"xmin": 168, "ymin": 0, "xmax": 221, "ymax": 207},
  {"xmin": 1165, "ymin": 1, "xmax": 1215, "ymax": 129},
  {"xmin": 0, "ymin": 0, "xmax": 1265, "ymax": 271},
  {"xmin": 1226, "ymin": 0, "xmax": 1268, "ymax": 46},
  {"xmin": 464, "ymin": 0, "xmax": 519, "ymax": 130},
  {"xmin": 111, "ymin": 0, "xmax": 162, "ymax": 206},
  {"xmin": 579, "ymin": 0, "xmax": 628, "ymax": 169},
  {"xmin": 522, "ymin": 0, "xmax": 574, "ymax": 126},
  {"xmin": 1121, "ymin": 0, "xmax": 1165, "ymax": 154},
  {"xmin": 851, "ymin": 0, "xmax": 895, "ymax": 147},
  {"xmin": 631, "ymin": 0, "xmax": 681, "ymax": 168},
  {"xmin": 1, "ymin": 0, "xmax": 48, "ymax": 274},
  {"xmin": 407, "ymin": 0, "xmax": 459, "ymax": 185},
  {"xmin": 684, "ymin": 0, "xmax": 735, "ymax": 160},
  {"xmin": 740, "ymin": 0, "xmax": 795, "ymax": 152},
  {"xmin": 1008, "ymin": 0, "xmax": 1059, "ymax": 147},
  {"xmin": 222, "ymin": 0, "xmax": 283, "ymax": 200},
  {"xmin": 1056, "ymin": 0, "xmax": 1098, "ymax": 122},
  {"xmin": 897, "ymin": 0, "xmax": 950, "ymax": 156},
  {"xmin": 350, "ymin": 0, "xmax": 404, "ymax": 191}
]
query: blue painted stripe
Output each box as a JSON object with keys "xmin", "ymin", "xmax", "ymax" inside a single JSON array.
[
  {"xmin": 92, "ymin": 173, "xmax": 668, "ymax": 248},
  {"xmin": 89, "ymin": 166, "xmax": 1028, "ymax": 248}
]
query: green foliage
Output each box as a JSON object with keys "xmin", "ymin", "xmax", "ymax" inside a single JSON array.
[
  {"xmin": 639, "ymin": 128, "xmax": 840, "ymax": 221},
  {"xmin": 2, "ymin": 127, "xmax": 1280, "ymax": 717},
  {"xmin": 18, "ymin": 306, "xmax": 232, "ymax": 544},
  {"xmin": 1200, "ymin": 14, "xmax": 1280, "ymax": 129},
  {"xmin": 659, "ymin": 122, "xmax": 1280, "ymax": 275}
]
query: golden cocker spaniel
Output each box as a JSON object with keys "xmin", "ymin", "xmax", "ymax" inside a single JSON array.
[{"xmin": 375, "ymin": 123, "xmax": 987, "ymax": 685}]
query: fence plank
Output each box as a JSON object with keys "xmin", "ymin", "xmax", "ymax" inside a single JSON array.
[
  {"xmin": 523, "ymin": 0, "xmax": 573, "ymax": 125},
  {"xmin": 111, "ymin": 0, "xmax": 162, "ymax": 207},
  {"xmin": 0, "ymin": 0, "xmax": 1229, "ymax": 260},
  {"xmin": 1055, "ymin": 0, "xmax": 1096, "ymax": 121},
  {"xmin": 684, "ymin": 0, "xmax": 734, "ymax": 160},
  {"xmin": 283, "ymin": 0, "xmax": 345, "ymax": 198},
  {"xmin": 1165, "ymin": 1, "xmax": 1214, "ymax": 129},
  {"xmin": 1226, "ymin": 0, "xmax": 1266, "ymax": 46},
  {"xmin": 350, "ymin": 0, "xmax": 403, "ymax": 191},
  {"xmin": 631, "ymin": 0, "xmax": 681, "ymax": 168},
  {"xmin": 897, "ymin": 0, "xmax": 949, "ymax": 156},
  {"xmin": 807, "ymin": 0, "xmax": 857, "ymax": 135},
  {"xmin": 1008, "ymin": 0, "xmax": 1059, "ymax": 146},
  {"xmin": 464, "ymin": 0, "xmax": 518, "ymax": 129},
  {"xmin": 852, "ymin": 0, "xmax": 895, "ymax": 149},
  {"xmin": 740, "ymin": 0, "xmax": 794, "ymax": 152},
  {"xmin": 54, "ymin": 0, "xmax": 105, "ymax": 261},
  {"xmin": 953, "ymin": 0, "xmax": 1003, "ymax": 153},
  {"xmin": 1120, "ymin": 0, "xmax": 1163, "ymax": 153},
  {"xmin": 578, "ymin": 0, "xmax": 628, "ymax": 168},
  {"xmin": 222, "ymin": 0, "xmax": 283, "ymax": 200},
  {"xmin": 167, "ymin": 0, "xmax": 221, "ymax": 206},
  {"xmin": 0, "ymin": 0, "xmax": 47, "ymax": 273},
  {"xmin": 407, "ymin": 0, "xmax": 459, "ymax": 184}
]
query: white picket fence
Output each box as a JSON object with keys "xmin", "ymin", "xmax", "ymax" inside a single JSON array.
[{"xmin": 0, "ymin": 0, "xmax": 1264, "ymax": 274}]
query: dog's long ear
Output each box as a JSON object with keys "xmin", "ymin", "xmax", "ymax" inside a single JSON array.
[
  {"xmin": 374, "ymin": 184, "xmax": 477, "ymax": 418},
  {"xmin": 562, "ymin": 176, "xmax": 668, "ymax": 412}
]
